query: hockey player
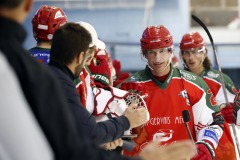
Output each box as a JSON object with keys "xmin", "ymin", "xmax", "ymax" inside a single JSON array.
[
  {"xmin": 29, "ymin": 5, "xmax": 67, "ymax": 64},
  {"xmin": 179, "ymin": 31, "xmax": 238, "ymax": 159},
  {"xmin": 89, "ymin": 48, "xmax": 115, "ymax": 88},
  {"xmin": 119, "ymin": 25, "xmax": 224, "ymax": 160}
]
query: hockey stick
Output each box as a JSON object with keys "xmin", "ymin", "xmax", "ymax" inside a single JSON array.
[
  {"xmin": 192, "ymin": 14, "xmax": 240, "ymax": 156},
  {"xmin": 182, "ymin": 110, "xmax": 194, "ymax": 142}
]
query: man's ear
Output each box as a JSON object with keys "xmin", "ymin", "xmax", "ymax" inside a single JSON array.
[
  {"xmin": 24, "ymin": 0, "xmax": 33, "ymax": 13},
  {"xmin": 203, "ymin": 50, "xmax": 207, "ymax": 58},
  {"xmin": 77, "ymin": 52, "xmax": 84, "ymax": 64}
]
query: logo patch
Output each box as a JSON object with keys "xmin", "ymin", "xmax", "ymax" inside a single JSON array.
[
  {"xmin": 178, "ymin": 89, "xmax": 190, "ymax": 106},
  {"xmin": 180, "ymin": 70, "xmax": 196, "ymax": 80},
  {"xmin": 207, "ymin": 71, "xmax": 219, "ymax": 78},
  {"xmin": 203, "ymin": 129, "xmax": 218, "ymax": 144}
]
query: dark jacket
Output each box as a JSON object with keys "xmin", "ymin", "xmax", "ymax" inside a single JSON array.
[
  {"xmin": 0, "ymin": 17, "xmax": 139, "ymax": 160},
  {"xmin": 48, "ymin": 60, "xmax": 130, "ymax": 145}
]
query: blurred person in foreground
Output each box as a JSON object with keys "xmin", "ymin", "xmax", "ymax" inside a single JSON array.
[
  {"xmin": 0, "ymin": 51, "xmax": 53, "ymax": 160},
  {"xmin": 0, "ymin": 0, "xmax": 112, "ymax": 159},
  {"xmin": 118, "ymin": 25, "xmax": 224, "ymax": 160},
  {"xmin": 179, "ymin": 32, "xmax": 238, "ymax": 159}
]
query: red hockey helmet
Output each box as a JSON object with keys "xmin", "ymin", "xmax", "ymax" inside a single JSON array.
[
  {"xmin": 179, "ymin": 32, "xmax": 205, "ymax": 50},
  {"xmin": 32, "ymin": 5, "xmax": 67, "ymax": 41},
  {"xmin": 140, "ymin": 25, "xmax": 173, "ymax": 50}
]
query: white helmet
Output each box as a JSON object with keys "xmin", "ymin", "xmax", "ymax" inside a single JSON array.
[{"xmin": 76, "ymin": 21, "xmax": 105, "ymax": 49}]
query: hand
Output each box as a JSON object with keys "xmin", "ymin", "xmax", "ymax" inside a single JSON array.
[
  {"xmin": 123, "ymin": 104, "xmax": 148, "ymax": 128},
  {"xmin": 220, "ymin": 103, "xmax": 236, "ymax": 124},
  {"xmin": 100, "ymin": 138, "xmax": 123, "ymax": 150},
  {"xmin": 233, "ymin": 90, "xmax": 240, "ymax": 111},
  {"xmin": 120, "ymin": 82, "xmax": 146, "ymax": 96},
  {"xmin": 88, "ymin": 55, "xmax": 111, "ymax": 87},
  {"xmin": 191, "ymin": 141, "xmax": 214, "ymax": 160},
  {"xmin": 139, "ymin": 140, "xmax": 197, "ymax": 160}
]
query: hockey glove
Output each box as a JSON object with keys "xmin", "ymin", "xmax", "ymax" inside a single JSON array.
[
  {"xmin": 234, "ymin": 90, "xmax": 240, "ymax": 111},
  {"xmin": 112, "ymin": 59, "xmax": 121, "ymax": 76},
  {"xmin": 120, "ymin": 82, "xmax": 146, "ymax": 97},
  {"xmin": 113, "ymin": 72, "xmax": 130, "ymax": 87},
  {"xmin": 88, "ymin": 55, "xmax": 111, "ymax": 88},
  {"xmin": 220, "ymin": 103, "xmax": 236, "ymax": 124},
  {"xmin": 192, "ymin": 141, "xmax": 215, "ymax": 160}
]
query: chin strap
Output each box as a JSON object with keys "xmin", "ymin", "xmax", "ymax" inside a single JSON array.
[{"xmin": 147, "ymin": 52, "xmax": 173, "ymax": 72}]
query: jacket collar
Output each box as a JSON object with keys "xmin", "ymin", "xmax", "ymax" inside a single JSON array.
[
  {"xmin": 48, "ymin": 60, "xmax": 77, "ymax": 81},
  {"xmin": 0, "ymin": 17, "xmax": 26, "ymax": 43}
]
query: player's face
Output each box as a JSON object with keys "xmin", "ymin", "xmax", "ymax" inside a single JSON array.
[
  {"xmin": 144, "ymin": 46, "xmax": 173, "ymax": 76},
  {"xmin": 181, "ymin": 47, "xmax": 206, "ymax": 72},
  {"xmin": 85, "ymin": 46, "xmax": 96, "ymax": 66},
  {"xmin": 75, "ymin": 48, "xmax": 93, "ymax": 76}
]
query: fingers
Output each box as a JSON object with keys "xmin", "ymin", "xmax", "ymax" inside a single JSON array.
[
  {"xmin": 100, "ymin": 139, "xmax": 123, "ymax": 150},
  {"xmin": 127, "ymin": 103, "xmax": 138, "ymax": 110},
  {"xmin": 161, "ymin": 141, "xmax": 197, "ymax": 160},
  {"xmin": 124, "ymin": 105, "xmax": 149, "ymax": 128},
  {"xmin": 140, "ymin": 140, "xmax": 197, "ymax": 160}
]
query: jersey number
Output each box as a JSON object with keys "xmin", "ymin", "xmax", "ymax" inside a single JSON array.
[{"xmin": 207, "ymin": 89, "xmax": 217, "ymax": 106}]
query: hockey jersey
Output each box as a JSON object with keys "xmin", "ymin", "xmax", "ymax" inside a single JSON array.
[
  {"xmin": 122, "ymin": 66, "xmax": 223, "ymax": 157},
  {"xmin": 200, "ymin": 68, "xmax": 237, "ymax": 160},
  {"xmin": 74, "ymin": 67, "xmax": 130, "ymax": 121},
  {"xmin": 29, "ymin": 47, "xmax": 50, "ymax": 64},
  {"xmin": 74, "ymin": 67, "xmax": 95, "ymax": 113}
]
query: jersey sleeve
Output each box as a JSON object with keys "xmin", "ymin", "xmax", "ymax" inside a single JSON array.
[
  {"xmin": 183, "ymin": 72, "xmax": 224, "ymax": 149},
  {"xmin": 215, "ymin": 73, "xmax": 236, "ymax": 105}
]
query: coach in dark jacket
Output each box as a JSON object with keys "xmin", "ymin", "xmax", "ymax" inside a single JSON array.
[{"xmin": 48, "ymin": 22, "xmax": 148, "ymax": 145}]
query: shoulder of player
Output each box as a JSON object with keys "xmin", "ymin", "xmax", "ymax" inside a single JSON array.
[
  {"xmin": 204, "ymin": 69, "xmax": 233, "ymax": 84},
  {"xmin": 178, "ymin": 69, "xmax": 208, "ymax": 89},
  {"xmin": 129, "ymin": 70, "xmax": 149, "ymax": 82},
  {"xmin": 203, "ymin": 69, "xmax": 220, "ymax": 80}
]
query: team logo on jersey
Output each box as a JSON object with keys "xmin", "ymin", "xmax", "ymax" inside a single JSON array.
[
  {"xmin": 139, "ymin": 129, "xmax": 174, "ymax": 150},
  {"xmin": 178, "ymin": 89, "xmax": 190, "ymax": 106},
  {"xmin": 207, "ymin": 71, "xmax": 219, "ymax": 78},
  {"xmin": 153, "ymin": 129, "xmax": 174, "ymax": 142},
  {"xmin": 179, "ymin": 70, "xmax": 196, "ymax": 81}
]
